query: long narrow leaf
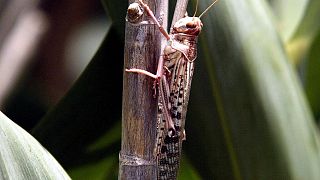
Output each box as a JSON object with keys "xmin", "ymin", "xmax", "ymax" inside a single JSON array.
[
  {"xmin": 305, "ymin": 32, "xmax": 320, "ymax": 121},
  {"xmin": 185, "ymin": 0, "xmax": 320, "ymax": 179},
  {"xmin": 286, "ymin": 0, "xmax": 320, "ymax": 63},
  {"xmin": 268, "ymin": 0, "xmax": 309, "ymax": 42},
  {"xmin": 0, "ymin": 112, "xmax": 70, "ymax": 179}
]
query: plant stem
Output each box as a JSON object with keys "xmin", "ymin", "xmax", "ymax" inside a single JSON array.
[{"xmin": 119, "ymin": 0, "xmax": 168, "ymax": 179}]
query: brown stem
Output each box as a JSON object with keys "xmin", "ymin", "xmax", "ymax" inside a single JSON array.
[{"xmin": 119, "ymin": 0, "xmax": 168, "ymax": 179}]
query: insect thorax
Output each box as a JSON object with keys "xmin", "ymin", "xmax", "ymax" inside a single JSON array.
[{"xmin": 170, "ymin": 33, "xmax": 198, "ymax": 62}]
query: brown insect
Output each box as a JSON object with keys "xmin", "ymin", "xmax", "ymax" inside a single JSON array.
[{"xmin": 126, "ymin": 0, "xmax": 219, "ymax": 179}]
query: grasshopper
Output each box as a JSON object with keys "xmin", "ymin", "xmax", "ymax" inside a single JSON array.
[{"xmin": 126, "ymin": 0, "xmax": 219, "ymax": 179}]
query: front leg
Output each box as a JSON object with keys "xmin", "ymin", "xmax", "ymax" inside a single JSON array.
[
  {"xmin": 126, "ymin": 68, "xmax": 161, "ymax": 97},
  {"xmin": 126, "ymin": 47, "xmax": 166, "ymax": 93},
  {"xmin": 126, "ymin": 67, "xmax": 176, "ymax": 135},
  {"xmin": 125, "ymin": 68, "xmax": 159, "ymax": 79},
  {"xmin": 137, "ymin": 0, "xmax": 170, "ymax": 40}
]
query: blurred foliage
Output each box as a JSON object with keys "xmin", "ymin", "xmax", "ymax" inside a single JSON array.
[
  {"xmin": 1, "ymin": 0, "xmax": 320, "ymax": 179},
  {"xmin": 194, "ymin": 0, "xmax": 320, "ymax": 179},
  {"xmin": 305, "ymin": 32, "xmax": 320, "ymax": 121},
  {"xmin": 32, "ymin": 26, "xmax": 123, "ymax": 168},
  {"xmin": 285, "ymin": 0, "xmax": 320, "ymax": 64},
  {"xmin": 0, "ymin": 112, "xmax": 70, "ymax": 179}
]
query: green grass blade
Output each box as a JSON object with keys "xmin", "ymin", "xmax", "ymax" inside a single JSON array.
[
  {"xmin": 0, "ymin": 112, "xmax": 70, "ymax": 179},
  {"xmin": 268, "ymin": 0, "xmax": 309, "ymax": 42},
  {"xmin": 286, "ymin": 0, "xmax": 320, "ymax": 64},
  {"xmin": 305, "ymin": 32, "xmax": 320, "ymax": 121},
  {"xmin": 185, "ymin": 0, "xmax": 320, "ymax": 179}
]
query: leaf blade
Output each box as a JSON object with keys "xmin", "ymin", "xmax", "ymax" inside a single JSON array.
[
  {"xmin": 186, "ymin": 0, "xmax": 320, "ymax": 179},
  {"xmin": 0, "ymin": 112, "xmax": 70, "ymax": 179}
]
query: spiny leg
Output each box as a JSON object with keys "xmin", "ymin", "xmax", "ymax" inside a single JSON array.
[
  {"xmin": 159, "ymin": 76, "xmax": 176, "ymax": 136},
  {"xmin": 125, "ymin": 68, "xmax": 159, "ymax": 79},
  {"xmin": 126, "ymin": 54, "xmax": 165, "ymax": 96},
  {"xmin": 126, "ymin": 67, "xmax": 160, "ymax": 97},
  {"xmin": 125, "ymin": 69, "xmax": 177, "ymax": 135},
  {"xmin": 137, "ymin": 0, "xmax": 170, "ymax": 40}
]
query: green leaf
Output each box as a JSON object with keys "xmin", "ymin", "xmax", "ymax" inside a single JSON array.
[
  {"xmin": 178, "ymin": 155, "xmax": 201, "ymax": 180},
  {"xmin": 0, "ymin": 112, "xmax": 70, "ymax": 179},
  {"xmin": 305, "ymin": 32, "xmax": 320, "ymax": 120},
  {"xmin": 268, "ymin": 0, "xmax": 309, "ymax": 42},
  {"xmin": 185, "ymin": 0, "xmax": 320, "ymax": 179},
  {"xmin": 66, "ymin": 122, "xmax": 121, "ymax": 179},
  {"xmin": 285, "ymin": 0, "xmax": 320, "ymax": 64},
  {"xmin": 267, "ymin": 0, "xmax": 320, "ymax": 64},
  {"xmin": 68, "ymin": 155, "xmax": 118, "ymax": 180}
]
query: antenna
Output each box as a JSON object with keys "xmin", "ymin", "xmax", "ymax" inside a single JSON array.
[
  {"xmin": 199, "ymin": 0, "xmax": 219, "ymax": 19},
  {"xmin": 193, "ymin": 0, "xmax": 199, "ymax": 17}
]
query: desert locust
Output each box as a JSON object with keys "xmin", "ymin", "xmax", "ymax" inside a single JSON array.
[{"xmin": 126, "ymin": 0, "xmax": 219, "ymax": 179}]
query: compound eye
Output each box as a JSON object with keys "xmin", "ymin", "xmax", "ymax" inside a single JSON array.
[{"xmin": 186, "ymin": 22, "xmax": 196, "ymax": 28}]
